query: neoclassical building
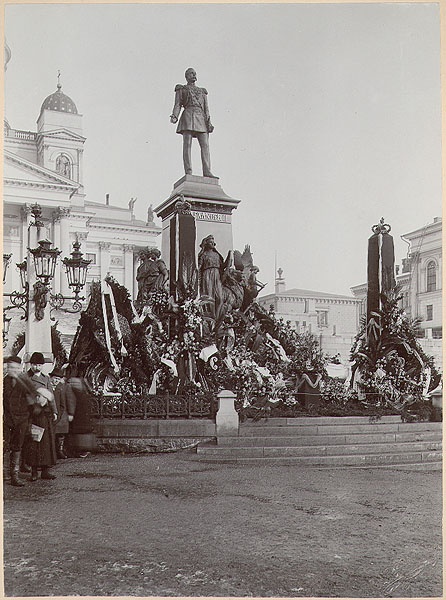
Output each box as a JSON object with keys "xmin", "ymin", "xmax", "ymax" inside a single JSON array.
[
  {"xmin": 3, "ymin": 44, "xmax": 161, "ymax": 351},
  {"xmin": 258, "ymin": 270, "xmax": 362, "ymax": 363},
  {"xmin": 351, "ymin": 217, "xmax": 442, "ymax": 367}
]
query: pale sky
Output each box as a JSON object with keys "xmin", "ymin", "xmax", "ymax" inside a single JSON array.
[{"xmin": 4, "ymin": 2, "xmax": 442, "ymax": 296}]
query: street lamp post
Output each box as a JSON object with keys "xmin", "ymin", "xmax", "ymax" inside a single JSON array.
[{"xmin": 2, "ymin": 204, "xmax": 91, "ymax": 362}]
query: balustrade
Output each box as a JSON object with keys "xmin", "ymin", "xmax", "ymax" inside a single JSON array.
[{"xmin": 5, "ymin": 128, "xmax": 36, "ymax": 141}]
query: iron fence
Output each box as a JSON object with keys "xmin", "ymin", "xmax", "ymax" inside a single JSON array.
[{"xmin": 89, "ymin": 393, "xmax": 218, "ymax": 420}]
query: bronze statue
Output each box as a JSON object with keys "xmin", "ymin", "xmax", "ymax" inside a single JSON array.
[
  {"xmin": 135, "ymin": 248, "xmax": 168, "ymax": 311},
  {"xmin": 198, "ymin": 235, "xmax": 224, "ymax": 311},
  {"xmin": 222, "ymin": 268, "xmax": 244, "ymax": 311},
  {"xmin": 170, "ymin": 68, "xmax": 216, "ymax": 178},
  {"xmin": 233, "ymin": 245, "xmax": 266, "ymax": 310}
]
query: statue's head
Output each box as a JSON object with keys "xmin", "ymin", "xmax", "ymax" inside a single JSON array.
[
  {"xmin": 185, "ymin": 68, "xmax": 197, "ymax": 83},
  {"xmin": 148, "ymin": 248, "xmax": 161, "ymax": 259},
  {"xmin": 200, "ymin": 235, "xmax": 215, "ymax": 249}
]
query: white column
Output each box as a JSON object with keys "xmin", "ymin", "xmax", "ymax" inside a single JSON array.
[
  {"xmin": 59, "ymin": 209, "xmax": 71, "ymax": 297},
  {"xmin": 99, "ymin": 242, "xmax": 111, "ymax": 279},
  {"xmin": 52, "ymin": 210, "xmax": 62, "ymax": 294},
  {"xmin": 20, "ymin": 204, "xmax": 32, "ymax": 261},
  {"xmin": 123, "ymin": 244, "xmax": 135, "ymax": 298}
]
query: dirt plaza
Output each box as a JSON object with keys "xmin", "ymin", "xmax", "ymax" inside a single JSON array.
[{"xmin": 3, "ymin": 452, "xmax": 442, "ymax": 598}]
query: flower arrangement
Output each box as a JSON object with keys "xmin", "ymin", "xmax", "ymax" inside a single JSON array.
[{"xmin": 350, "ymin": 286, "xmax": 441, "ymax": 417}]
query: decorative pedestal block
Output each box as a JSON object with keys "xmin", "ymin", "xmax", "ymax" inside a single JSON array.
[
  {"xmin": 155, "ymin": 176, "xmax": 240, "ymax": 284},
  {"xmin": 216, "ymin": 389, "xmax": 239, "ymax": 438}
]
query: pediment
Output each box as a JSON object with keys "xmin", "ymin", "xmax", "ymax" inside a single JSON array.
[
  {"xmin": 38, "ymin": 128, "xmax": 86, "ymax": 142},
  {"xmin": 4, "ymin": 151, "xmax": 78, "ymax": 189}
]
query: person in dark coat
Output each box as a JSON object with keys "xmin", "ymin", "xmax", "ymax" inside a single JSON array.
[
  {"xmin": 66, "ymin": 377, "xmax": 94, "ymax": 458},
  {"xmin": 27, "ymin": 352, "xmax": 53, "ymax": 393},
  {"xmin": 50, "ymin": 369, "xmax": 76, "ymax": 459},
  {"xmin": 3, "ymin": 357, "xmax": 32, "ymax": 486},
  {"xmin": 25, "ymin": 352, "xmax": 55, "ymax": 473},
  {"xmin": 26, "ymin": 387, "xmax": 58, "ymax": 481}
]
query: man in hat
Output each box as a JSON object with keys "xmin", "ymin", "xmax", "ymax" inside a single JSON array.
[
  {"xmin": 3, "ymin": 356, "xmax": 32, "ymax": 486},
  {"xmin": 27, "ymin": 352, "xmax": 54, "ymax": 394},
  {"xmin": 50, "ymin": 368, "xmax": 76, "ymax": 459},
  {"xmin": 26, "ymin": 352, "xmax": 57, "ymax": 467}
]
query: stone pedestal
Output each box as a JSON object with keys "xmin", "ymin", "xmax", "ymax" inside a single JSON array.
[
  {"xmin": 216, "ymin": 389, "xmax": 239, "ymax": 438},
  {"xmin": 155, "ymin": 176, "xmax": 240, "ymax": 285}
]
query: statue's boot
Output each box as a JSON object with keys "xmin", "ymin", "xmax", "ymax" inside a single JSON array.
[
  {"xmin": 10, "ymin": 452, "xmax": 25, "ymax": 487},
  {"xmin": 30, "ymin": 466, "xmax": 38, "ymax": 482}
]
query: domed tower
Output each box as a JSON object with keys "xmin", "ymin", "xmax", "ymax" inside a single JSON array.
[{"xmin": 36, "ymin": 75, "xmax": 86, "ymax": 187}]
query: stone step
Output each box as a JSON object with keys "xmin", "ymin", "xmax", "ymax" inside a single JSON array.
[
  {"xmin": 197, "ymin": 440, "xmax": 442, "ymax": 458},
  {"xmin": 364, "ymin": 461, "xmax": 443, "ymax": 471},
  {"xmin": 197, "ymin": 450, "xmax": 443, "ymax": 467},
  {"xmin": 218, "ymin": 430, "xmax": 442, "ymax": 447},
  {"xmin": 244, "ymin": 415, "xmax": 403, "ymax": 426},
  {"xmin": 240, "ymin": 422, "xmax": 442, "ymax": 437}
]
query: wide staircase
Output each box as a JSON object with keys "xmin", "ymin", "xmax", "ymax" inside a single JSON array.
[{"xmin": 196, "ymin": 415, "xmax": 442, "ymax": 469}]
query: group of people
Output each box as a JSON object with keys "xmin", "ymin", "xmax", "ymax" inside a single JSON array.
[{"xmin": 3, "ymin": 351, "xmax": 91, "ymax": 487}]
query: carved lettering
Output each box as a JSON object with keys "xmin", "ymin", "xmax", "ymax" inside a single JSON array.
[{"xmin": 192, "ymin": 211, "xmax": 231, "ymax": 223}]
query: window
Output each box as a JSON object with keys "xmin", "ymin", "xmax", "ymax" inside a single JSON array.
[
  {"xmin": 426, "ymin": 305, "xmax": 433, "ymax": 321},
  {"xmin": 426, "ymin": 261, "xmax": 436, "ymax": 292},
  {"xmin": 295, "ymin": 321, "xmax": 299, "ymax": 331},
  {"xmin": 317, "ymin": 311, "xmax": 328, "ymax": 327},
  {"xmin": 55, "ymin": 154, "xmax": 71, "ymax": 178},
  {"xmin": 86, "ymin": 253, "xmax": 96, "ymax": 265}
]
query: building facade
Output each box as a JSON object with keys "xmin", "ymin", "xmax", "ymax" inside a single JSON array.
[
  {"xmin": 351, "ymin": 217, "xmax": 442, "ymax": 368},
  {"xmin": 258, "ymin": 270, "xmax": 362, "ymax": 363},
  {"xmin": 3, "ymin": 45, "xmax": 161, "ymax": 352}
]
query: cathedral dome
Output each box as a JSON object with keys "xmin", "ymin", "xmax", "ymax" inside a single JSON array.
[{"xmin": 40, "ymin": 83, "xmax": 78, "ymax": 114}]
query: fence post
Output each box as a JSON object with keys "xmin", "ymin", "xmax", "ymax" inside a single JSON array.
[{"xmin": 216, "ymin": 390, "xmax": 239, "ymax": 438}]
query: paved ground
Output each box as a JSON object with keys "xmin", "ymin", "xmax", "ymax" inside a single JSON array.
[{"xmin": 3, "ymin": 452, "xmax": 442, "ymax": 598}]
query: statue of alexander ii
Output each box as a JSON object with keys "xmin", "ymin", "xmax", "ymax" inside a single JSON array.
[{"xmin": 170, "ymin": 68, "xmax": 216, "ymax": 178}]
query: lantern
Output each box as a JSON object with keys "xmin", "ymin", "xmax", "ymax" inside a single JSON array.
[
  {"xmin": 62, "ymin": 240, "xmax": 91, "ymax": 292},
  {"xmin": 29, "ymin": 239, "xmax": 61, "ymax": 285},
  {"xmin": 16, "ymin": 259, "xmax": 27, "ymax": 290},
  {"xmin": 3, "ymin": 312, "xmax": 12, "ymax": 347},
  {"xmin": 3, "ymin": 253, "xmax": 12, "ymax": 285}
]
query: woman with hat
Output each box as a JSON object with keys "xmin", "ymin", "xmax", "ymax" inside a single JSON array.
[
  {"xmin": 26, "ymin": 387, "xmax": 58, "ymax": 481},
  {"xmin": 21, "ymin": 352, "xmax": 54, "ymax": 475},
  {"xmin": 50, "ymin": 368, "xmax": 76, "ymax": 459}
]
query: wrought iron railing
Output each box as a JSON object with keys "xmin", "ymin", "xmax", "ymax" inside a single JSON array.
[{"xmin": 89, "ymin": 393, "xmax": 218, "ymax": 420}]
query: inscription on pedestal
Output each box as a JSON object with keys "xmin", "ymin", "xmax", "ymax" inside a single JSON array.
[{"xmin": 192, "ymin": 211, "xmax": 231, "ymax": 224}]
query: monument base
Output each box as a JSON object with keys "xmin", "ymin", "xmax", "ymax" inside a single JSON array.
[{"xmin": 155, "ymin": 176, "xmax": 240, "ymax": 277}]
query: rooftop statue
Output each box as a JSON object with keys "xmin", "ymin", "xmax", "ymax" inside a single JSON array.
[{"xmin": 170, "ymin": 68, "xmax": 216, "ymax": 178}]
